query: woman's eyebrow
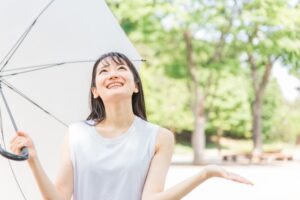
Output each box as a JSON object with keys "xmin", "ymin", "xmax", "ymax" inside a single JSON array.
[
  {"xmin": 97, "ymin": 63, "xmax": 127, "ymax": 73},
  {"xmin": 117, "ymin": 64, "xmax": 128, "ymax": 67},
  {"xmin": 97, "ymin": 64, "xmax": 110, "ymax": 71}
]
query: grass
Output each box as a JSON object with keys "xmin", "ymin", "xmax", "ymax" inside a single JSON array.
[
  {"xmin": 174, "ymin": 137, "xmax": 297, "ymax": 155},
  {"xmin": 174, "ymin": 143, "xmax": 193, "ymax": 154}
]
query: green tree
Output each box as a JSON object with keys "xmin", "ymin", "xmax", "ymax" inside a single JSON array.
[
  {"xmin": 232, "ymin": 0, "xmax": 300, "ymax": 153},
  {"xmin": 272, "ymin": 91, "xmax": 300, "ymax": 142},
  {"xmin": 150, "ymin": 0, "xmax": 244, "ymax": 164},
  {"xmin": 141, "ymin": 65, "xmax": 194, "ymax": 133},
  {"xmin": 108, "ymin": 0, "xmax": 300, "ymax": 162},
  {"xmin": 206, "ymin": 70, "xmax": 252, "ymax": 139}
]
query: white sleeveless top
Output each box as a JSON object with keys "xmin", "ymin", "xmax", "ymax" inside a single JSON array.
[{"xmin": 68, "ymin": 116, "xmax": 159, "ymax": 200}]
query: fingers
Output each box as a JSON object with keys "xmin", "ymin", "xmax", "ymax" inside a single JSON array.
[
  {"xmin": 9, "ymin": 131, "xmax": 30, "ymax": 155},
  {"xmin": 10, "ymin": 138, "xmax": 27, "ymax": 154},
  {"xmin": 11, "ymin": 141, "xmax": 21, "ymax": 154},
  {"xmin": 16, "ymin": 131, "xmax": 28, "ymax": 137},
  {"xmin": 224, "ymin": 171, "xmax": 254, "ymax": 185},
  {"xmin": 204, "ymin": 165, "xmax": 254, "ymax": 186}
]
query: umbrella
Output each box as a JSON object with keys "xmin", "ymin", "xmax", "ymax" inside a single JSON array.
[{"xmin": 0, "ymin": 0, "xmax": 141, "ymax": 199}]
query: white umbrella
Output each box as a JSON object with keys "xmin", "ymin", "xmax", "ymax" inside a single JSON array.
[{"xmin": 0, "ymin": 0, "xmax": 141, "ymax": 199}]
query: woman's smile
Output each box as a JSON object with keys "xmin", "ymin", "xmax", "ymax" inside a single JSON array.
[{"xmin": 106, "ymin": 81, "xmax": 124, "ymax": 89}]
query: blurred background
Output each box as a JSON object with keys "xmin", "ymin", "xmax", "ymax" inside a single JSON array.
[
  {"xmin": 107, "ymin": 0, "xmax": 300, "ymax": 163},
  {"xmin": 106, "ymin": 0, "xmax": 300, "ymax": 199},
  {"xmin": 1, "ymin": 0, "xmax": 300, "ymax": 199}
]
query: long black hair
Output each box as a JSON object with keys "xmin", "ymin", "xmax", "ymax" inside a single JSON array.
[{"xmin": 86, "ymin": 52, "xmax": 147, "ymax": 124}]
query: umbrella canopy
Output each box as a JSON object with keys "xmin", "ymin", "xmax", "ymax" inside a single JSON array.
[{"xmin": 0, "ymin": 0, "xmax": 141, "ymax": 199}]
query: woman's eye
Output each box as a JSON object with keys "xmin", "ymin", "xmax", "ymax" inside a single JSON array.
[
  {"xmin": 118, "ymin": 66, "xmax": 127, "ymax": 70},
  {"xmin": 99, "ymin": 69, "xmax": 108, "ymax": 74}
]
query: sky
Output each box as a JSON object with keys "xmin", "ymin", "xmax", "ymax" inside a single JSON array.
[{"xmin": 273, "ymin": 63, "xmax": 300, "ymax": 102}]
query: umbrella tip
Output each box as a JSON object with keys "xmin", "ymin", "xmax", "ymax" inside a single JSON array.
[{"xmin": 131, "ymin": 59, "xmax": 147, "ymax": 62}]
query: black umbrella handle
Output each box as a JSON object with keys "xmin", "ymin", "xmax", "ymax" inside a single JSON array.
[
  {"xmin": 0, "ymin": 145, "xmax": 29, "ymax": 161},
  {"xmin": 0, "ymin": 83, "xmax": 29, "ymax": 161}
]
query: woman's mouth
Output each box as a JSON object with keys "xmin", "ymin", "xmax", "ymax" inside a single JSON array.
[{"xmin": 106, "ymin": 82, "xmax": 124, "ymax": 89}]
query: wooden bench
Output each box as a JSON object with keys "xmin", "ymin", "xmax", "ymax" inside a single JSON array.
[{"xmin": 222, "ymin": 151, "xmax": 293, "ymax": 163}]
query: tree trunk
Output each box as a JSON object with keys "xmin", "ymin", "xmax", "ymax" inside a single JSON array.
[
  {"xmin": 192, "ymin": 95, "xmax": 206, "ymax": 165},
  {"xmin": 251, "ymin": 94, "xmax": 263, "ymax": 154},
  {"xmin": 192, "ymin": 115, "xmax": 206, "ymax": 164},
  {"xmin": 183, "ymin": 29, "xmax": 206, "ymax": 164},
  {"xmin": 248, "ymin": 54, "xmax": 274, "ymax": 155}
]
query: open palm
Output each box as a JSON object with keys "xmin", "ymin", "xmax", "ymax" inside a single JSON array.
[{"xmin": 204, "ymin": 165, "xmax": 254, "ymax": 185}]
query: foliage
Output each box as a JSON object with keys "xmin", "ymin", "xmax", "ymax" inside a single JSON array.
[
  {"xmin": 271, "ymin": 98, "xmax": 300, "ymax": 142},
  {"xmin": 141, "ymin": 64, "xmax": 194, "ymax": 132},
  {"xmin": 107, "ymin": 0, "xmax": 300, "ymax": 144},
  {"xmin": 261, "ymin": 78, "xmax": 283, "ymax": 141},
  {"xmin": 205, "ymin": 70, "xmax": 252, "ymax": 138}
]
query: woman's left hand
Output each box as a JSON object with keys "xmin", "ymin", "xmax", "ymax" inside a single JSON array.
[{"xmin": 203, "ymin": 165, "xmax": 254, "ymax": 185}]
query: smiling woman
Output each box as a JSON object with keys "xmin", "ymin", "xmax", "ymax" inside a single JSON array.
[
  {"xmin": 92, "ymin": 54, "xmax": 139, "ymax": 101},
  {"xmin": 87, "ymin": 52, "xmax": 146, "ymax": 124},
  {"xmin": 9, "ymin": 52, "xmax": 253, "ymax": 200}
]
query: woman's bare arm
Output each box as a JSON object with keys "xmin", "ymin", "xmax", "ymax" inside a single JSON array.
[
  {"xmin": 10, "ymin": 131, "xmax": 73, "ymax": 200},
  {"xmin": 142, "ymin": 128, "xmax": 253, "ymax": 200}
]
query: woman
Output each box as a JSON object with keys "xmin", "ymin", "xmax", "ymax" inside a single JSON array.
[{"xmin": 10, "ymin": 52, "xmax": 252, "ymax": 200}]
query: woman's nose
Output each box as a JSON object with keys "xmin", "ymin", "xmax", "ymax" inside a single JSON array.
[{"xmin": 108, "ymin": 70, "xmax": 119, "ymax": 80}]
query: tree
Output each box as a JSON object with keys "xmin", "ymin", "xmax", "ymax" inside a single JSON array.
[
  {"xmin": 152, "ymin": 0, "xmax": 245, "ymax": 164},
  {"xmin": 108, "ymin": 0, "xmax": 300, "ymax": 162},
  {"xmin": 232, "ymin": 0, "xmax": 300, "ymax": 154}
]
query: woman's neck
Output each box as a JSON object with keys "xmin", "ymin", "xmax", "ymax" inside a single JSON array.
[{"xmin": 101, "ymin": 99, "xmax": 135, "ymax": 129}]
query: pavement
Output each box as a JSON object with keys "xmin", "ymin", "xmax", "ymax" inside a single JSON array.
[
  {"xmin": 1, "ymin": 149, "xmax": 299, "ymax": 200},
  {"xmin": 166, "ymin": 150, "xmax": 300, "ymax": 200}
]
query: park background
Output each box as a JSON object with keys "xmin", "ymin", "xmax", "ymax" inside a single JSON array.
[
  {"xmin": 107, "ymin": 0, "xmax": 300, "ymax": 162},
  {"xmin": 0, "ymin": 0, "xmax": 299, "ymax": 199},
  {"xmin": 107, "ymin": 0, "xmax": 300, "ymax": 199}
]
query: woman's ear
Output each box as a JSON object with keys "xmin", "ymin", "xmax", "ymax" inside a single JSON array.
[
  {"xmin": 134, "ymin": 85, "xmax": 139, "ymax": 93},
  {"xmin": 91, "ymin": 87, "xmax": 99, "ymax": 98}
]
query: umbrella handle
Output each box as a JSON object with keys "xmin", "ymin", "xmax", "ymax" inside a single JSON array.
[{"xmin": 0, "ymin": 146, "xmax": 29, "ymax": 161}]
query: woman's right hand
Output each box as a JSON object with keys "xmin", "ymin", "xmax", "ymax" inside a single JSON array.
[
  {"xmin": 203, "ymin": 165, "xmax": 254, "ymax": 185},
  {"xmin": 10, "ymin": 131, "xmax": 37, "ymax": 163}
]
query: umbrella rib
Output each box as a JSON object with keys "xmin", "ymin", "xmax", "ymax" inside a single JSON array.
[
  {"xmin": 0, "ymin": 60, "xmax": 95, "ymax": 78},
  {"xmin": 1, "ymin": 80, "xmax": 68, "ymax": 127},
  {"xmin": 0, "ymin": 2, "xmax": 56, "ymax": 198},
  {"xmin": 0, "ymin": 25, "xmax": 30, "ymax": 69},
  {"xmin": 2, "ymin": 59, "xmax": 145, "ymax": 73},
  {"xmin": 0, "ymin": 0, "xmax": 56, "ymax": 72},
  {"xmin": 2, "ymin": 60, "xmax": 95, "ymax": 73},
  {"xmin": 0, "ymin": 99, "xmax": 28, "ymax": 200},
  {"xmin": 0, "ymin": 59, "xmax": 145, "ymax": 78},
  {"xmin": 0, "ymin": 107, "xmax": 5, "ymax": 147}
]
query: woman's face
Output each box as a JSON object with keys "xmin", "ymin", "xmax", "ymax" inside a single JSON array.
[{"xmin": 92, "ymin": 57, "xmax": 138, "ymax": 103}]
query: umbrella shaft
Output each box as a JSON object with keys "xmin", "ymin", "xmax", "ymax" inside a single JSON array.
[{"xmin": 0, "ymin": 83, "xmax": 18, "ymax": 132}]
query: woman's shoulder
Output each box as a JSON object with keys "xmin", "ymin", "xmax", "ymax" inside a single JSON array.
[
  {"xmin": 149, "ymin": 126, "xmax": 175, "ymax": 155},
  {"xmin": 156, "ymin": 127, "xmax": 175, "ymax": 145},
  {"xmin": 67, "ymin": 120, "xmax": 96, "ymax": 145},
  {"xmin": 138, "ymin": 118, "xmax": 175, "ymax": 147},
  {"xmin": 68, "ymin": 120, "xmax": 95, "ymax": 134},
  {"xmin": 138, "ymin": 117, "xmax": 173, "ymax": 134}
]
